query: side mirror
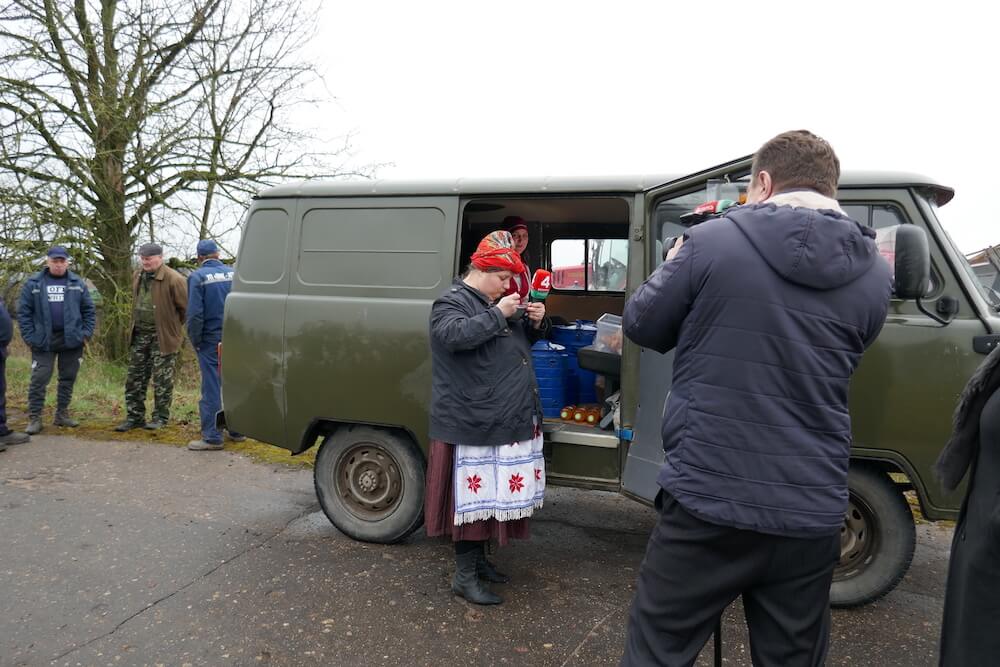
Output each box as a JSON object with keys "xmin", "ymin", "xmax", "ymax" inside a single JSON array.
[
  {"xmin": 893, "ymin": 225, "xmax": 929, "ymax": 300},
  {"xmin": 893, "ymin": 225, "xmax": 953, "ymax": 326}
]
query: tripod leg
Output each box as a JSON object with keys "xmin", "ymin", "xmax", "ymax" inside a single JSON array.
[{"xmin": 714, "ymin": 618, "xmax": 722, "ymax": 667}]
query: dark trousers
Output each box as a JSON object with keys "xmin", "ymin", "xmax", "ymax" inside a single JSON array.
[
  {"xmin": 0, "ymin": 354, "xmax": 10, "ymax": 435},
  {"xmin": 195, "ymin": 342, "xmax": 233, "ymax": 444},
  {"xmin": 621, "ymin": 492, "xmax": 839, "ymax": 667},
  {"xmin": 28, "ymin": 332, "xmax": 84, "ymax": 416}
]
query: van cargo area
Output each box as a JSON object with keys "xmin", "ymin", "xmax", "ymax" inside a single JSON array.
[{"xmin": 460, "ymin": 195, "xmax": 632, "ymax": 489}]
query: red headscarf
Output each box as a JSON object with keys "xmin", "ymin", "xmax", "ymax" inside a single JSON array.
[{"xmin": 471, "ymin": 231, "xmax": 524, "ymax": 274}]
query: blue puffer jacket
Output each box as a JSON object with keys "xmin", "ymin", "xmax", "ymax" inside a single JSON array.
[
  {"xmin": 186, "ymin": 259, "xmax": 235, "ymax": 348},
  {"xmin": 623, "ymin": 193, "xmax": 892, "ymax": 538},
  {"xmin": 17, "ymin": 269, "xmax": 96, "ymax": 352}
]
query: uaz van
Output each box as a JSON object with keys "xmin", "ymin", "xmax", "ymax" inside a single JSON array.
[{"xmin": 220, "ymin": 156, "xmax": 999, "ymax": 607}]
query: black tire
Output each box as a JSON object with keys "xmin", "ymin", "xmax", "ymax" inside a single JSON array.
[
  {"xmin": 830, "ymin": 465, "xmax": 916, "ymax": 608},
  {"xmin": 314, "ymin": 426, "xmax": 425, "ymax": 544}
]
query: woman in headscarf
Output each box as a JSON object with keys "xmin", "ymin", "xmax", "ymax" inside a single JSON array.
[
  {"xmin": 936, "ymin": 343, "xmax": 1000, "ymax": 665},
  {"xmin": 502, "ymin": 216, "xmax": 532, "ymax": 300},
  {"xmin": 425, "ymin": 230, "xmax": 549, "ymax": 605}
]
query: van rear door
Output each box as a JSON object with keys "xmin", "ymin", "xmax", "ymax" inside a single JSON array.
[{"xmin": 621, "ymin": 156, "xmax": 754, "ymax": 501}]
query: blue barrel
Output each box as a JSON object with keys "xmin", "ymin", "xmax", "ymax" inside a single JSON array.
[
  {"xmin": 532, "ymin": 340, "xmax": 568, "ymax": 418},
  {"xmin": 551, "ymin": 321, "xmax": 598, "ymax": 404}
]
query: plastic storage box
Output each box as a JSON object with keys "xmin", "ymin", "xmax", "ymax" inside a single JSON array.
[{"xmin": 593, "ymin": 313, "xmax": 623, "ymax": 355}]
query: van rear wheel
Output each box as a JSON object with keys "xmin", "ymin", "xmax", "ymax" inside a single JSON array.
[
  {"xmin": 830, "ymin": 465, "xmax": 916, "ymax": 607},
  {"xmin": 314, "ymin": 426, "xmax": 425, "ymax": 544}
]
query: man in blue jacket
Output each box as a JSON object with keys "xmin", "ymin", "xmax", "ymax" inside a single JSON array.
[
  {"xmin": 620, "ymin": 131, "xmax": 893, "ymax": 667},
  {"xmin": 18, "ymin": 246, "xmax": 96, "ymax": 435},
  {"xmin": 185, "ymin": 239, "xmax": 243, "ymax": 451},
  {"xmin": 1, "ymin": 296, "xmax": 30, "ymax": 449}
]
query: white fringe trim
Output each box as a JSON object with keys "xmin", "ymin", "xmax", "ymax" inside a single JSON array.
[{"xmin": 454, "ymin": 500, "xmax": 544, "ymax": 526}]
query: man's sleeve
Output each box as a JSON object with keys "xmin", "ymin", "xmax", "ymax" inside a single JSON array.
[
  {"xmin": 174, "ymin": 272, "xmax": 188, "ymax": 325},
  {"xmin": 80, "ymin": 282, "xmax": 96, "ymax": 339},
  {"xmin": 862, "ymin": 271, "xmax": 894, "ymax": 349},
  {"xmin": 0, "ymin": 297, "xmax": 12, "ymax": 349},
  {"xmin": 622, "ymin": 235, "xmax": 697, "ymax": 354},
  {"xmin": 16, "ymin": 281, "xmax": 34, "ymax": 343},
  {"xmin": 186, "ymin": 273, "xmax": 203, "ymax": 346}
]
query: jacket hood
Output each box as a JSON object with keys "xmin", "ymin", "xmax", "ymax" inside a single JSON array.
[{"xmin": 726, "ymin": 192, "xmax": 879, "ymax": 290}]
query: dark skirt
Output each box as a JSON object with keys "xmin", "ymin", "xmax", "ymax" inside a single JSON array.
[{"xmin": 424, "ymin": 439, "xmax": 531, "ymax": 546}]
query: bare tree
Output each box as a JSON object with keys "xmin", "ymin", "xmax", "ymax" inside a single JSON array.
[{"xmin": 0, "ymin": 0, "xmax": 360, "ymax": 358}]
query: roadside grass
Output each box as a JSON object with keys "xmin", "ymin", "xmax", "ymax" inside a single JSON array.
[{"xmin": 3, "ymin": 337, "xmax": 316, "ymax": 469}]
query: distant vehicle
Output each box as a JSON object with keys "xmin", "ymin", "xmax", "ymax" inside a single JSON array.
[{"xmin": 220, "ymin": 158, "xmax": 998, "ymax": 608}]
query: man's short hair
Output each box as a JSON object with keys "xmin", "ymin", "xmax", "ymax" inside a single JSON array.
[{"xmin": 751, "ymin": 130, "xmax": 840, "ymax": 198}]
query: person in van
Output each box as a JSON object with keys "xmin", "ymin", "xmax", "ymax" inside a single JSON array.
[
  {"xmin": 17, "ymin": 245, "xmax": 96, "ymax": 434},
  {"xmin": 502, "ymin": 216, "xmax": 531, "ymax": 301},
  {"xmin": 935, "ymin": 343, "xmax": 1000, "ymax": 665},
  {"xmin": 425, "ymin": 230, "xmax": 549, "ymax": 605},
  {"xmin": 620, "ymin": 130, "xmax": 892, "ymax": 666}
]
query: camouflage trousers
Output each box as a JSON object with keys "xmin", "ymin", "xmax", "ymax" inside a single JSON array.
[{"xmin": 124, "ymin": 327, "xmax": 178, "ymax": 423}]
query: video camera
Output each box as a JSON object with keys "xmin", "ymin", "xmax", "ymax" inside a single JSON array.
[{"xmin": 662, "ymin": 199, "xmax": 741, "ymax": 261}]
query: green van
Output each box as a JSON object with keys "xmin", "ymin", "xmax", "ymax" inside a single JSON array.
[{"xmin": 220, "ymin": 156, "xmax": 999, "ymax": 607}]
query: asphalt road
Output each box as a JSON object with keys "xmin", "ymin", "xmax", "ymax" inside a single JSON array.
[{"xmin": 0, "ymin": 435, "xmax": 951, "ymax": 666}]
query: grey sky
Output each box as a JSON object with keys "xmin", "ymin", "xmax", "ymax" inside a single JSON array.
[{"xmin": 297, "ymin": 0, "xmax": 997, "ymax": 253}]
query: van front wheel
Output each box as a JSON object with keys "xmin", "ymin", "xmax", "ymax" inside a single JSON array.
[
  {"xmin": 314, "ymin": 426, "xmax": 425, "ymax": 544},
  {"xmin": 830, "ymin": 465, "xmax": 916, "ymax": 608}
]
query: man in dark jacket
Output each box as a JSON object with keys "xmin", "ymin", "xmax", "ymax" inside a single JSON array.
[
  {"xmin": 17, "ymin": 246, "xmax": 96, "ymax": 434},
  {"xmin": 185, "ymin": 239, "xmax": 243, "ymax": 451},
  {"xmin": 1, "ymin": 296, "xmax": 30, "ymax": 449},
  {"xmin": 620, "ymin": 131, "xmax": 892, "ymax": 667}
]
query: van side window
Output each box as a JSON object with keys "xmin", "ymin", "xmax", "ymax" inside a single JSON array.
[
  {"xmin": 550, "ymin": 238, "xmax": 628, "ymax": 292},
  {"xmin": 298, "ymin": 207, "xmax": 446, "ymax": 289},
  {"xmin": 238, "ymin": 208, "xmax": 289, "ymax": 284}
]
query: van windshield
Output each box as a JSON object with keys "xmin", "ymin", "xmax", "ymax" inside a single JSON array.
[{"xmin": 930, "ymin": 198, "xmax": 1000, "ymax": 310}]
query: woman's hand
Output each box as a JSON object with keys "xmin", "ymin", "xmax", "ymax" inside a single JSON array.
[
  {"xmin": 496, "ymin": 293, "xmax": 522, "ymax": 319},
  {"xmin": 525, "ymin": 302, "xmax": 545, "ymax": 327}
]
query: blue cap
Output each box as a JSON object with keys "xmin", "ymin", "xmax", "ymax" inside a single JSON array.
[
  {"xmin": 196, "ymin": 239, "xmax": 219, "ymax": 256},
  {"xmin": 47, "ymin": 245, "xmax": 69, "ymax": 259}
]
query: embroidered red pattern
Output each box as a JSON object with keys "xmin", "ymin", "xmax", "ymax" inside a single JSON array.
[
  {"xmin": 509, "ymin": 473, "xmax": 525, "ymax": 493},
  {"xmin": 467, "ymin": 474, "xmax": 482, "ymax": 494}
]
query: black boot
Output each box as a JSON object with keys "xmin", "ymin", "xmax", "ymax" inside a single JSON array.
[
  {"xmin": 54, "ymin": 409, "xmax": 79, "ymax": 428},
  {"xmin": 25, "ymin": 416, "xmax": 42, "ymax": 435},
  {"xmin": 452, "ymin": 550, "xmax": 502, "ymax": 605},
  {"xmin": 476, "ymin": 543, "xmax": 510, "ymax": 584}
]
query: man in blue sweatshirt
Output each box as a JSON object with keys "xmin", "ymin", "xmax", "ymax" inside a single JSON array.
[
  {"xmin": 185, "ymin": 240, "xmax": 243, "ymax": 451},
  {"xmin": 18, "ymin": 246, "xmax": 96, "ymax": 435},
  {"xmin": 1, "ymin": 296, "xmax": 30, "ymax": 449},
  {"xmin": 620, "ymin": 131, "xmax": 893, "ymax": 666}
]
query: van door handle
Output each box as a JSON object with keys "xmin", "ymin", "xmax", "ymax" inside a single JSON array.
[{"xmin": 973, "ymin": 335, "xmax": 1000, "ymax": 355}]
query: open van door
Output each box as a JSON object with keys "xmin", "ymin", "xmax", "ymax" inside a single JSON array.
[{"xmin": 621, "ymin": 155, "xmax": 754, "ymax": 502}]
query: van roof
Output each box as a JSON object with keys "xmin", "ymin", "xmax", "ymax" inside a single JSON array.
[{"xmin": 256, "ymin": 170, "xmax": 953, "ymax": 203}]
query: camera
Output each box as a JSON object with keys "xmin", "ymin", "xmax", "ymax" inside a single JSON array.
[{"xmin": 662, "ymin": 199, "xmax": 741, "ymax": 261}]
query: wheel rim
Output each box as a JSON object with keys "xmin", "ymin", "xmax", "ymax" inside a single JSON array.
[
  {"xmin": 335, "ymin": 442, "xmax": 403, "ymax": 521},
  {"xmin": 835, "ymin": 494, "xmax": 879, "ymax": 581}
]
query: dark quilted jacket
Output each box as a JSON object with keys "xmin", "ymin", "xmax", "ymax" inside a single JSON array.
[
  {"xmin": 623, "ymin": 199, "xmax": 892, "ymax": 537},
  {"xmin": 429, "ymin": 278, "xmax": 548, "ymax": 447}
]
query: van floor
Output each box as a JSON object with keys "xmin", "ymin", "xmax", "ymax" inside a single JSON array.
[{"xmin": 542, "ymin": 418, "xmax": 618, "ymax": 448}]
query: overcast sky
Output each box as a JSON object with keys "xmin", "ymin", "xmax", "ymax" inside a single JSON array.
[{"xmin": 298, "ymin": 0, "xmax": 997, "ymax": 253}]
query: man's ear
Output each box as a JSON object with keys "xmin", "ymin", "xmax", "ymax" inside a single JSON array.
[{"xmin": 756, "ymin": 170, "xmax": 775, "ymax": 200}]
